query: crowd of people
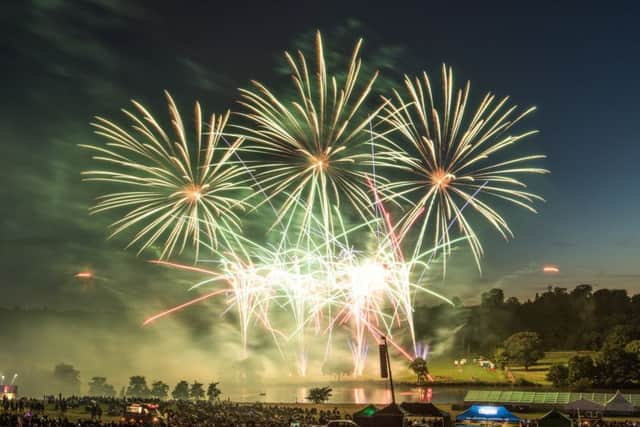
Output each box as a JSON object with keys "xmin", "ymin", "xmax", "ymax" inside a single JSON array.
[
  {"xmin": 577, "ymin": 421, "xmax": 640, "ymax": 427},
  {"xmin": 0, "ymin": 397, "xmax": 349, "ymax": 426},
  {"xmin": 2, "ymin": 396, "xmax": 640, "ymax": 427}
]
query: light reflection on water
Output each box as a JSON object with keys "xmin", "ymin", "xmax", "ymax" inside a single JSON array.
[{"xmin": 225, "ymin": 384, "xmax": 466, "ymax": 405}]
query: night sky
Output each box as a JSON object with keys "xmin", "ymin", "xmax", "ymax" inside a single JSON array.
[{"xmin": 1, "ymin": 1, "xmax": 639, "ymax": 313}]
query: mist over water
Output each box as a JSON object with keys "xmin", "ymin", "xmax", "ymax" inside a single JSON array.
[{"xmin": 0, "ymin": 303, "xmax": 464, "ymax": 400}]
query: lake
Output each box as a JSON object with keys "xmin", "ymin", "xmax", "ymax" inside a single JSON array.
[{"xmin": 224, "ymin": 383, "xmax": 469, "ymax": 404}]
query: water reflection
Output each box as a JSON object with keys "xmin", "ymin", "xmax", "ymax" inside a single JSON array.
[{"xmin": 226, "ymin": 384, "xmax": 465, "ymax": 405}]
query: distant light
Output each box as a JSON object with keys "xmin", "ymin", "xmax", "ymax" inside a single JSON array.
[
  {"xmin": 543, "ymin": 266, "xmax": 559, "ymax": 274},
  {"xmin": 75, "ymin": 271, "xmax": 93, "ymax": 279},
  {"xmin": 478, "ymin": 406, "xmax": 499, "ymax": 415}
]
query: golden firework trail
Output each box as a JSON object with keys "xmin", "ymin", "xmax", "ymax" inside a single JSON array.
[
  {"xmin": 81, "ymin": 92, "xmax": 250, "ymax": 260},
  {"xmin": 377, "ymin": 64, "xmax": 549, "ymax": 272},
  {"xmin": 83, "ymin": 33, "xmax": 549, "ymax": 377},
  {"xmin": 236, "ymin": 31, "xmax": 388, "ymax": 246}
]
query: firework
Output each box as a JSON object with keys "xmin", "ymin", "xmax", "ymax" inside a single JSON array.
[
  {"xmin": 377, "ymin": 65, "xmax": 548, "ymax": 271},
  {"xmin": 81, "ymin": 92, "xmax": 250, "ymax": 260},
  {"xmin": 142, "ymin": 214, "xmax": 457, "ymax": 376},
  {"xmin": 236, "ymin": 31, "xmax": 386, "ymax": 243},
  {"xmin": 84, "ymin": 35, "xmax": 548, "ymax": 378}
]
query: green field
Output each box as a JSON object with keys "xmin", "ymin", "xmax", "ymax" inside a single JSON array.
[
  {"xmin": 395, "ymin": 357, "xmax": 510, "ymax": 384},
  {"xmin": 392, "ymin": 351, "xmax": 595, "ymax": 386},
  {"xmin": 507, "ymin": 351, "xmax": 595, "ymax": 385}
]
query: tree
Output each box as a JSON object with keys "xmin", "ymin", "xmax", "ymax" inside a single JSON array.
[
  {"xmin": 502, "ymin": 332, "xmax": 544, "ymax": 370},
  {"xmin": 546, "ymin": 364, "xmax": 569, "ymax": 387},
  {"xmin": 172, "ymin": 380, "xmax": 190, "ymax": 400},
  {"xmin": 595, "ymin": 348, "xmax": 640, "ymax": 387},
  {"xmin": 481, "ymin": 288, "xmax": 504, "ymax": 307},
  {"xmin": 409, "ymin": 358, "xmax": 429, "ymax": 384},
  {"xmin": 126, "ymin": 376, "xmax": 150, "ymax": 398},
  {"xmin": 206, "ymin": 382, "xmax": 221, "ymax": 401},
  {"xmin": 625, "ymin": 340, "xmax": 640, "ymax": 355},
  {"xmin": 601, "ymin": 325, "xmax": 637, "ymax": 353},
  {"xmin": 571, "ymin": 284, "xmax": 593, "ymax": 299},
  {"xmin": 493, "ymin": 348, "xmax": 509, "ymax": 369},
  {"xmin": 150, "ymin": 381, "xmax": 169, "ymax": 400},
  {"xmin": 567, "ymin": 354, "xmax": 595, "ymax": 385},
  {"xmin": 190, "ymin": 381, "xmax": 205, "ymax": 400},
  {"xmin": 88, "ymin": 377, "xmax": 115, "ymax": 397},
  {"xmin": 306, "ymin": 386, "xmax": 332, "ymax": 404},
  {"xmin": 53, "ymin": 363, "xmax": 80, "ymax": 395}
]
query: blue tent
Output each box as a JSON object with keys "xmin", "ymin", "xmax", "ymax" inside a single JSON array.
[{"xmin": 456, "ymin": 405, "xmax": 520, "ymax": 423}]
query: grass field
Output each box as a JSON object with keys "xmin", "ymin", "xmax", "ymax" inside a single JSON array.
[
  {"xmin": 507, "ymin": 351, "xmax": 595, "ymax": 385},
  {"xmin": 394, "ymin": 357, "xmax": 510, "ymax": 384},
  {"xmin": 389, "ymin": 351, "xmax": 596, "ymax": 386}
]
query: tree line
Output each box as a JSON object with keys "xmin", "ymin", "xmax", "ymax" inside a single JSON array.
[
  {"xmin": 49, "ymin": 363, "xmax": 221, "ymax": 400},
  {"xmin": 453, "ymin": 285, "xmax": 640, "ymax": 355},
  {"xmin": 545, "ymin": 327, "xmax": 640, "ymax": 389},
  {"xmin": 448, "ymin": 285, "xmax": 640, "ymax": 388}
]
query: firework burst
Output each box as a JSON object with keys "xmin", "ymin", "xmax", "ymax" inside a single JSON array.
[
  {"xmin": 237, "ymin": 31, "xmax": 386, "ymax": 243},
  {"xmin": 81, "ymin": 92, "xmax": 250, "ymax": 260},
  {"xmin": 83, "ymin": 35, "xmax": 549, "ymax": 377},
  {"xmin": 377, "ymin": 64, "xmax": 549, "ymax": 271}
]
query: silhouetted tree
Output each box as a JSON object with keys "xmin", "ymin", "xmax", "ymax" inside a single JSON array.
[
  {"xmin": 206, "ymin": 382, "xmax": 221, "ymax": 401},
  {"xmin": 53, "ymin": 363, "xmax": 80, "ymax": 396},
  {"xmin": 190, "ymin": 381, "xmax": 205, "ymax": 400},
  {"xmin": 306, "ymin": 386, "xmax": 332, "ymax": 404},
  {"xmin": 481, "ymin": 289, "xmax": 504, "ymax": 307},
  {"xmin": 150, "ymin": 381, "xmax": 169, "ymax": 400},
  {"xmin": 88, "ymin": 377, "xmax": 115, "ymax": 397},
  {"xmin": 172, "ymin": 380, "xmax": 190, "ymax": 400},
  {"xmin": 126, "ymin": 376, "xmax": 150, "ymax": 398}
]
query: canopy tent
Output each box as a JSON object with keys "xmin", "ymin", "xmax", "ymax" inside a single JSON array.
[
  {"xmin": 564, "ymin": 399, "xmax": 604, "ymax": 413},
  {"xmin": 400, "ymin": 402, "xmax": 447, "ymax": 417},
  {"xmin": 353, "ymin": 405, "xmax": 378, "ymax": 427},
  {"xmin": 401, "ymin": 403, "xmax": 452, "ymax": 427},
  {"xmin": 604, "ymin": 391, "xmax": 635, "ymax": 414},
  {"xmin": 456, "ymin": 405, "xmax": 520, "ymax": 423},
  {"xmin": 369, "ymin": 403, "xmax": 406, "ymax": 427},
  {"xmin": 538, "ymin": 409, "xmax": 572, "ymax": 427}
]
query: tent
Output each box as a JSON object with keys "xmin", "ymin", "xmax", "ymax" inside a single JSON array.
[
  {"xmin": 353, "ymin": 405, "xmax": 378, "ymax": 427},
  {"xmin": 538, "ymin": 409, "xmax": 572, "ymax": 427},
  {"xmin": 604, "ymin": 391, "xmax": 635, "ymax": 415},
  {"xmin": 400, "ymin": 403, "xmax": 447, "ymax": 417},
  {"xmin": 455, "ymin": 405, "xmax": 520, "ymax": 423},
  {"xmin": 564, "ymin": 399, "xmax": 604, "ymax": 413},
  {"xmin": 401, "ymin": 403, "xmax": 451, "ymax": 427},
  {"xmin": 370, "ymin": 403, "xmax": 406, "ymax": 427}
]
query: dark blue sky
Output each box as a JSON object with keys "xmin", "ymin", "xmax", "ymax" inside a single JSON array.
[{"xmin": 1, "ymin": 2, "xmax": 639, "ymax": 309}]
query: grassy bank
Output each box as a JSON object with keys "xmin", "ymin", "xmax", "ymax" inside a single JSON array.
[{"xmin": 389, "ymin": 351, "xmax": 595, "ymax": 386}]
